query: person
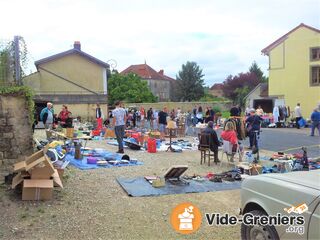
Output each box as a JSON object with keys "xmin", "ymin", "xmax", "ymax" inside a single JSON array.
[
  {"xmin": 246, "ymin": 109, "xmax": 263, "ymax": 150},
  {"xmin": 192, "ymin": 105, "xmax": 197, "ymax": 116},
  {"xmin": 295, "ymin": 103, "xmax": 302, "ymax": 129},
  {"xmin": 112, "ymin": 101, "xmax": 127, "ymax": 153},
  {"xmin": 245, "ymin": 106, "xmax": 251, "ymax": 116},
  {"xmin": 205, "ymin": 107, "xmax": 211, "ymax": 123},
  {"xmin": 95, "ymin": 103, "xmax": 104, "ymax": 130},
  {"xmin": 221, "ymin": 121, "xmax": 238, "ymax": 151},
  {"xmin": 132, "ymin": 110, "xmax": 137, "ymax": 128},
  {"xmin": 158, "ymin": 107, "xmax": 168, "ymax": 141},
  {"xmin": 58, "ymin": 105, "xmax": 72, "ymax": 128},
  {"xmin": 185, "ymin": 110, "xmax": 192, "ymax": 135},
  {"xmin": 209, "ymin": 107, "xmax": 215, "ymax": 122},
  {"xmin": 230, "ymin": 105, "xmax": 240, "ymax": 117},
  {"xmin": 201, "ymin": 121, "xmax": 221, "ymax": 163},
  {"xmin": 310, "ymin": 108, "xmax": 320, "ymax": 136},
  {"xmin": 153, "ymin": 110, "xmax": 159, "ymax": 130},
  {"xmin": 196, "ymin": 106, "xmax": 203, "ymax": 123},
  {"xmin": 176, "ymin": 108, "xmax": 182, "ymax": 118},
  {"xmin": 170, "ymin": 109, "xmax": 176, "ymax": 120},
  {"xmin": 140, "ymin": 107, "xmax": 145, "ymax": 128},
  {"xmin": 256, "ymin": 105, "xmax": 264, "ymax": 116},
  {"xmin": 40, "ymin": 102, "xmax": 54, "ymax": 129},
  {"xmin": 147, "ymin": 108, "xmax": 154, "ymax": 129}
]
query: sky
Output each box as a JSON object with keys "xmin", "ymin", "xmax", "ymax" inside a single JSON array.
[{"xmin": 0, "ymin": 0, "xmax": 319, "ymax": 86}]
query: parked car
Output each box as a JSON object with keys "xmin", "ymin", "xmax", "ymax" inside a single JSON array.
[{"xmin": 240, "ymin": 170, "xmax": 320, "ymax": 240}]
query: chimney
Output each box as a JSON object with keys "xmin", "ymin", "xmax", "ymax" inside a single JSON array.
[
  {"xmin": 159, "ymin": 69, "xmax": 164, "ymax": 75},
  {"xmin": 74, "ymin": 41, "xmax": 81, "ymax": 51}
]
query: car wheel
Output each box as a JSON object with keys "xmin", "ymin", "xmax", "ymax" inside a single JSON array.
[{"xmin": 241, "ymin": 210, "xmax": 279, "ymax": 240}]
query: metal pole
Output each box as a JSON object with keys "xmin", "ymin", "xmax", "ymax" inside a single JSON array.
[{"xmin": 14, "ymin": 36, "xmax": 21, "ymax": 85}]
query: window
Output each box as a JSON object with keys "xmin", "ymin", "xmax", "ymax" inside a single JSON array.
[
  {"xmin": 310, "ymin": 47, "xmax": 320, "ymax": 61},
  {"xmin": 310, "ymin": 66, "xmax": 320, "ymax": 86}
]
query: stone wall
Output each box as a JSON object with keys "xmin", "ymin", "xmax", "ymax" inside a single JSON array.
[{"xmin": 0, "ymin": 94, "xmax": 33, "ymax": 179}]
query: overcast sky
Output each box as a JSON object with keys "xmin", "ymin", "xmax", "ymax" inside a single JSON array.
[{"xmin": 1, "ymin": 0, "xmax": 319, "ymax": 86}]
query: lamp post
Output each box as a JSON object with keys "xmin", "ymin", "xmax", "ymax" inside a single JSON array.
[{"xmin": 106, "ymin": 59, "xmax": 117, "ymax": 71}]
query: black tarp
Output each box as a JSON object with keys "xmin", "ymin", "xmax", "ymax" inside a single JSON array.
[{"xmin": 117, "ymin": 177, "xmax": 241, "ymax": 197}]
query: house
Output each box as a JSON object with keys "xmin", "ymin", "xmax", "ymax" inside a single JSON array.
[
  {"xmin": 120, "ymin": 63, "xmax": 175, "ymax": 101},
  {"xmin": 209, "ymin": 83, "xmax": 224, "ymax": 97},
  {"xmin": 23, "ymin": 41, "xmax": 110, "ymax": 121},
  {"xmin": 244, "ymin": 83, "xmax": 278, "ymax": 113},
  {"xmin": 261, "ymin": 23, "xmax": 320, "ymax": 117}
]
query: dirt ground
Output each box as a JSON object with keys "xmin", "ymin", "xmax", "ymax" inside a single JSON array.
[{"xmin": 0, "ymin": 130, "xmax": 255, "ymax": 240}]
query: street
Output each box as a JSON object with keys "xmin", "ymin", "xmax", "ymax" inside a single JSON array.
[{"xmin": 242, "ymin": 128, "xmax": 320, "ymax": 158}]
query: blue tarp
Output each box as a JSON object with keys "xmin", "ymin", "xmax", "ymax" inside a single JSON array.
[
  {"xmin": 117, "ymin": 177, "xmax": 242, "ymax": 197},
  {"xmin": 66, "ymin": 151, "xmax": 143, "ymax": 170}
]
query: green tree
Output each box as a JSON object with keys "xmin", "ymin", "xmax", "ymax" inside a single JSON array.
[
  {"xmin": 108, "ymin": 73, "xmax": 157, "ymax": 105},
  {"xmin": 175, "ymin": 61, "xmax": 205, "ymax": 101},
  {"xmin": 249, "ymin": 61, "xmax": 268, "ymax": 82},
  {"xmin": 234, "ymin": 86, "xmax": 250, "ymax": 108}
]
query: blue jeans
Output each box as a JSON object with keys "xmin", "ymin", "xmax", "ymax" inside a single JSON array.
[
  {"xmin": 311, "ymin": 121, "xmax": 320, "ymax": 136},
  {"xmin": 115, "ymin": 125, "xmax": 125, "ymax": 150}
]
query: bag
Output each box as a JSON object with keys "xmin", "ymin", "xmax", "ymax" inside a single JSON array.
[
  {"xmin": 246, "ymin": 124, "xmax": 253, "ymax": 133},
  {"xmin": 298, "ymin": 118, "xmax": 306, "ymax": 127}
]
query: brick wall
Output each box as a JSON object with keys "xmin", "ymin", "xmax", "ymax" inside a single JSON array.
[{"xmin": 0, "ymin": 94, "xmax": 33, "ymax": 181}]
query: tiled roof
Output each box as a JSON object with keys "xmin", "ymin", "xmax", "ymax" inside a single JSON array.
[
  {"xmin": 120, "ymin": 64, "xmax": 175, "ymax": 81},
  {"xmin": 35, "ymin": 43, "xmax": 109, "ymax": 68},
  {"xmin": 210, "ymin": 83, "xmax": 223, "ymax": 90},
  {"xmin": 261, "ymin": 23, "xmax": 320, "ymax": 54}
]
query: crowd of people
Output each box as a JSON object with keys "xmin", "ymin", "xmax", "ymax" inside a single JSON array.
[{"xmin": 38, "ymin": 101, "xmax": 320, "ymax": 155}]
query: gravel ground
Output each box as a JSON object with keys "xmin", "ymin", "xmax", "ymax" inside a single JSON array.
[{"xmin": 0, "ymin": 130, "xmax": 258, "ymax": 240}]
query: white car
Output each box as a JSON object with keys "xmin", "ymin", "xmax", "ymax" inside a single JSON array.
[{"xmin": 240, "ymin": 170, "xmax": 320, "ymax": 240}]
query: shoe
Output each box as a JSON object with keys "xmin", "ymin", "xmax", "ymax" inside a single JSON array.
[
  {"xmin": 214, "ymin": 160, "xmax": 221, "ymax": 164},
  {"xmin": 310, "ymin": 135, "xmax": 314, "ymax": 137},
  {"xmin": 116, "ymin": 149, "xmax": 124, "ymax": 154}
]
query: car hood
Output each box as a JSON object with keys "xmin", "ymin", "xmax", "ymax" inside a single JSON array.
[{"xmin": 259, "ymin": 170, "xmax": 320, "ymax": 190}]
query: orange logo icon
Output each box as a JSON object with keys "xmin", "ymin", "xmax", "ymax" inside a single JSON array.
[{"xmin": 170, "ymin": 202, "xmax": 202, "ymax": 234}]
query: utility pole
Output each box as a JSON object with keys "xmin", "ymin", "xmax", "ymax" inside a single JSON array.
[{"xmin": 14, "ymin": 35, "xmax": 21, "ymax": 85}]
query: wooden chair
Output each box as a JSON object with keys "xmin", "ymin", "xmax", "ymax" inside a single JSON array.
[
  {"xmin": 220, "ymin": 140, "xmax": 243, "ymax": 166},
  {"xmin": 198, "ymin": 133, "xmax": 214, "ymax": 166}
]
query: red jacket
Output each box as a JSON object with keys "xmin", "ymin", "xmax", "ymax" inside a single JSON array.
[{"xmin": 221, "ymin": 130, "xmax": 238, "ymax": 145}]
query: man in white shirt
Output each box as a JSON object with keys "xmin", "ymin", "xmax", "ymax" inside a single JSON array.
[
  {"xmin": 112, "ymin": 101, "xmax": 127, "ymax": 153},
  {"xmin": 294, "ymin": 103, "xmax": 302, "ymax": 129}
]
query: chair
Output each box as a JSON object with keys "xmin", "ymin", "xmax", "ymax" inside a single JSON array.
[
  {"xmin": 220, "ymin": 140, "xmax": 243, "ymax": 166},
  {"xmin": 198, "ymin": 133, "xmax": 214, "ymax": 166}
]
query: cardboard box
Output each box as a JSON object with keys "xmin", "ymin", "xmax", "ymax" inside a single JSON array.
[
  {"xmin": 66, "ymin": 128, "xmax": 74, "ymax": 138},
  {"xmin": 22, "ymin": 179, "xmax": 53, "ymax": 201},
  {"xmin": 13, "ymin": 148, "xmax": 49, "ymax": 173},
  {"xmin": 12, "ymin": 173, "xmax": 24, "ymax": 189},
  {"xmin": 56, "ymin": 168, "xmax": 64, "ymax": 179},
  {"xmin": 104, "ymin": 129, "xmax": 116, "ymax": 138},
  {"xmin": 30, "ymin": 157, "xmax": 55, "ymax": 179},
  {"xmin": 51, "ymin": 169, "xmax": 63, "ymax": 188}
]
